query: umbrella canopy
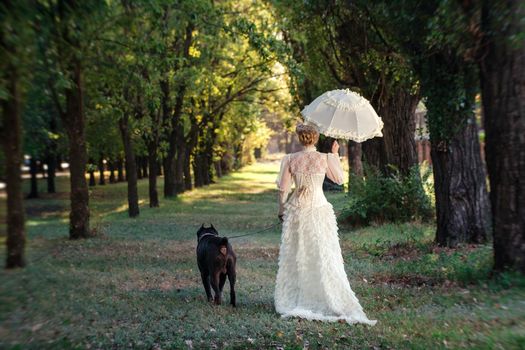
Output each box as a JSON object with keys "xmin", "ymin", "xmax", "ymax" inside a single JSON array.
[{"xmin": 301, "ymin": 89, "xmax": 384, "ymax": 142}]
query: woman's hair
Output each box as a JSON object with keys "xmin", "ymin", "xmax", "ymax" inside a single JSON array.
[{"xmin": 296, "ymin": 123, "xmax": 319, "ymax": 146}]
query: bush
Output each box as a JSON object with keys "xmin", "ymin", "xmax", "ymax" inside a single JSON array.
[{"xmin": 342, "ymin": 164, "xmax": 434, "ymax": 226}]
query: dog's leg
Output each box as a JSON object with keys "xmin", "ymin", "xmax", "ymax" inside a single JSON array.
[
  {"xmin": 211, "ymin": 272, "xmax": 222, "ymax": 305},
  {"xmin": 201, "ymin": 273, "xmax": 212, "ymax": 302},
  {"xmin": 228, "ymin": 268, "xmax": 236, "ymax": 307},
  {"xmin": 219, "ymin": 273, "xmax": 227, "ymax": 293}
]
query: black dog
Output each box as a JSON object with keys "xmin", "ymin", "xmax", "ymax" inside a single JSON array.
[{"xmin": 196, "ymin": 224, "xmax": 236, "ymax": 306}]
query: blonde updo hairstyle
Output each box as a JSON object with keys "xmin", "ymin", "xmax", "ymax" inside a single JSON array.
[{"xmin": 296, "ymin": 123, "xmax": 319, "ymax": 147}]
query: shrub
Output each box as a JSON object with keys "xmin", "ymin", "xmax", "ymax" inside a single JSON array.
[{"xmin": 342, "ymin": 164, "xmax": 434, "ymax": 226}]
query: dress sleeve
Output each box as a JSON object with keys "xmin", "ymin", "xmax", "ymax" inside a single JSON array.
[
  {"xmin": 276, "ymin": 154, "xmax": 292, "ymax": 215},
  {"xmin": 326, "ymin": 153, "xmax": 344, "ymax": 185}
]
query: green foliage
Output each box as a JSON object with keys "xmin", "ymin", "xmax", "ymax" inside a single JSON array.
[
  {"xmin": 342, "ymin": 165, "xmax": 434, "ymax": 225},
  {"xmin": 376, "ymin": 0, "xmax": 481, "ymax": 142}
]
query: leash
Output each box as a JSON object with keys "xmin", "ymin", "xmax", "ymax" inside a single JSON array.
[
  {"xmin": 227, "ymin": 221, "xmax": 282, "ymax": 239},
  {"xmin": 226, "ymin": 203, "xmax": 347, "ymax": 240}
]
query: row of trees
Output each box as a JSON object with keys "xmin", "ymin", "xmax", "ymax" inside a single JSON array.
[
  {"xmin": 272, "ymin": 0, "xmax": 524, "ymax": 272},
  {"xmin": 2, "ymin": 0, "xmax": 523, "ymax": 274},
  {"xmin": 1, "ymin": 0, "xmax": 291, "ymax": 268}
]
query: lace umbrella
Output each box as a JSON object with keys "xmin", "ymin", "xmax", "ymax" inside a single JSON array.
[{"xmin": 301, "ymin": 89, "xmax": 383, "ymax": 142}]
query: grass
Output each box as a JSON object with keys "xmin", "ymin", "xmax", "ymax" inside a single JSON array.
[{"xmin": 1, "ymin": 159, "xmax": 524, "ymax": 349}]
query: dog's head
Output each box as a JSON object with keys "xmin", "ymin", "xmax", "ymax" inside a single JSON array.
[{"xmin": 197, "ymin": 223, "xmax": 218, "ymax": 241}]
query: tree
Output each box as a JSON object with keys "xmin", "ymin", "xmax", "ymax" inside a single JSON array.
[
  {"xmin": 382, "ymin": 0, "xmax": 491, "ymax": 246},
  {"xmin": 272, "ymin": 0, "xmax": 420, "ymax": 178},
  {"xmin": 468, "ymin": 0, "xmax": 525, "ymax": 271},
  {"xmin": 43, "ymin": 0, "xmax": 108, "ymax": 238},
  {"xmin": 0, "ymin": 0, "xmax": 31, "ymax": 268}
]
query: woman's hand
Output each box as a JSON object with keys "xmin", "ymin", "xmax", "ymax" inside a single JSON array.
[{"xmin": 331, "ymin": 140, "xmax": 340, "ymax": 154}]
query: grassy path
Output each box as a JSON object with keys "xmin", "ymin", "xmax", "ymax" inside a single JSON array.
[{"xmin": 1, "ymin": 160, "xmax": 524, "ymax": 349}]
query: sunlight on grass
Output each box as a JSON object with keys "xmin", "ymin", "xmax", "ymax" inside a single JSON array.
[{"xmin": 177, "ymin": 162, "xmax": 279, "ymax": 205}]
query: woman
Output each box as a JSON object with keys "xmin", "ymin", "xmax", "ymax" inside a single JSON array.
[{"xmin": 274, "ymin": 123, "xmax": 376, "ymax": 325}]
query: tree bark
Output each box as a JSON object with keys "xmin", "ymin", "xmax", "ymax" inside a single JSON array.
[
  {"xmin": 117, "ymin": 156, "xmax": 124, "ymax": 182},
  {"xmin": 28, "ymin": 156, "xmax": 39, "ymax": 198},
  {"xmin": 147, "ymin": 141, "xmax": 159, "ymax": 208},
  {"xmin": 361, "ymin": 89, "xmax": 419, "ymax": 176},
  {"xmin": 431, "ymin": 117, "xmax": 491, "ymax": 247},
  {"xmin": 141, "ymin": 157, "xmax": 148, "ymax": 178},
  {"xmin": 380, "ymin": 92, "xmax": 419, "ymax": 176},
  {"xmin": 98, "ymin": 156, "xmax": 105, "ymax": 185},
  {"xmin": 46, "ymin": 152, "xmax": 56, "ymax": 193},
  {"xmin": 136, "ymin": 156, "xmax": 143, "ymax": 180},
  {"xmin": 347, "ymin": 141, "xmax": 363, "ymax": 178},
  {"xmin": 163, "ymin": 23, "xmax": 193, "ymax": 197},
  {"xmin": 174, "ymin": 132, "xmax": 186, "ymax": 193},
  {"xmin": 1, "ymin": 60, "xmax": 26, "ymax": 268},
  {"xmin": 183, "ymin": 151, "xmax": 192, "ymax": 190},
  {"xmin": 88, "ymin": 168, "xmax": 96, "ymax": 187},
  {"xmin": 193, "ymin": 154, "xmax": 205, "ymax": 188},
  {"xmin": 46, "ymin": 114, "xmax": 57, "ymax": 193},
  {"xmin": 62, "ymin": 59, "xmax": 90, "ymax": 239},
  {"xmin": 479, "ymin": 0, "xmax": 525, "ymax": 272},
  {"xmin": 108, "ymin": 159, "xmax": 116, "ymax": 183},
  {"xmin": 119, "ymin": 114, "xmax": 139, "ymax": 217}
]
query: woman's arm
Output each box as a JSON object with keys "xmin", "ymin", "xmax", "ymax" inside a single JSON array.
[
  {"xmin": 276, "ymin": 154, "xmax": 292, "ymax": 219},
  {"xmin": 326, "ymin": 153, "xmax": 344, "ymax": 185}
]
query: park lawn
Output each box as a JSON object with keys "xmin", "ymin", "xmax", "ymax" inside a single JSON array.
[{"xmin": 0, "ymin": 160, "xmax": 524, "ymax": 349}]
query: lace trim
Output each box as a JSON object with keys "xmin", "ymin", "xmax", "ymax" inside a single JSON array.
[{"xmin": 304, "ymin": 116, "xmax": 384, "ymax": 142}]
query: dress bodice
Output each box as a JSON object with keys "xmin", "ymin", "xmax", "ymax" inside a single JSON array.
[{"xmin": 276, "ymin": 148, "xmax": 344, "ymax": 214}]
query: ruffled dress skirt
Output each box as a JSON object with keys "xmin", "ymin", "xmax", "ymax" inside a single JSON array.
[{"xmin": 274, "ymin": 201, "xmax": 377, "ymax": 325}]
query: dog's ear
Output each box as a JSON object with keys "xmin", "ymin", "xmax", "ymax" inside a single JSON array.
[
  {"xmin": 210, "ymin": 223, "xmax": 215, "ymax": 230},
  {"xmin": 201, "ymin": 223, "xmax": 205, "ymax": 228}
]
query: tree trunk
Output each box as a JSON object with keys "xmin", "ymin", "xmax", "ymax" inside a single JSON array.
[
  {"xmin": 174, "ymin": 134, "xmax": 186, "ymax": 193},
  {"xmin": 46, "ymin": 152, "xmax": 56, "ymax": 193},
  {"xmin": 28, "ymin": 156, "xmax": 39, "ymax": 198},
  {"xmin": 119, "ymin": 115, "xmax": 139, "ymax": 217},
  {"xmin": 141, "ymin": 156, "xmax": 149, "ymax": 177},
  {"xmin": 347, "ymin": 141, "xmax": 363, "ymax": 177},
  {"xmin": 98, "ymin": 156, "xmax": 105, "ymax": 185},
  {"xmin": 479, "ymin": 0, "xmax": 525, "ymax": 272},
  {"xmin": 380, "ymin": 92, "xmax": 419, "ymax": 176},
  {"xmin": 56, "ymin": 154, "xmax": 64, "ymax": 171},
  {"xmin": 193, "ymin": 154, "xmax": 205, "ymax": 188},
  {"xmin": 88, "ymin": 169, "xmax": 96, "ymax": 187},
  {"xmin": 108, "ymin": 160, "xmax": 116, "ymax": 183},
  {"xmin": 214, "ymin": 161, "xmax": 222, "ymax": 178},
  {"xmin": 62, "ymin": 59, "xmax": 90, "ymax": 239},
  {"xmin": 361, "ymin": 89, "xmax": 419, "ymax": 176},
  {"xmin": 184, "ymin": 150, "xmax": 192, "ymax": 190},
  {"xmin": 162, "ymin": 77, "xmax": 177, "ymax": 198},
  {"xmin": 46, "ymin": 114, "xmax": 57, "ymax": 193},
  {"xmin": 117, "ymin": 156, "xmax": 124, "ymax": 182},
  {"xmin": 431, "ymin": 118, "xmax": 491, "ymax": 247},
  {"xmin": 163, "ymin": 23, "xmax": 193, "ymax": 197},
  {"xmin": 163, "ymin": 156, "xmax": 176, "ymax": 197},
  {"xmin": 136, "ymin": 156, "xmax": 143, "ymax": 180},
  {"xmin": 1, "ymin": 60, "xmax": 26, "ymax": 268},
  {"xmin": 147, "ymin": 141, "xmax": 159, "ymax": 208}
]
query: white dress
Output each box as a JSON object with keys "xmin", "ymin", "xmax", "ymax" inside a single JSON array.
[{"xmin": 274, "ymin": 146, "xmax": 377, "ymax": 325}]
